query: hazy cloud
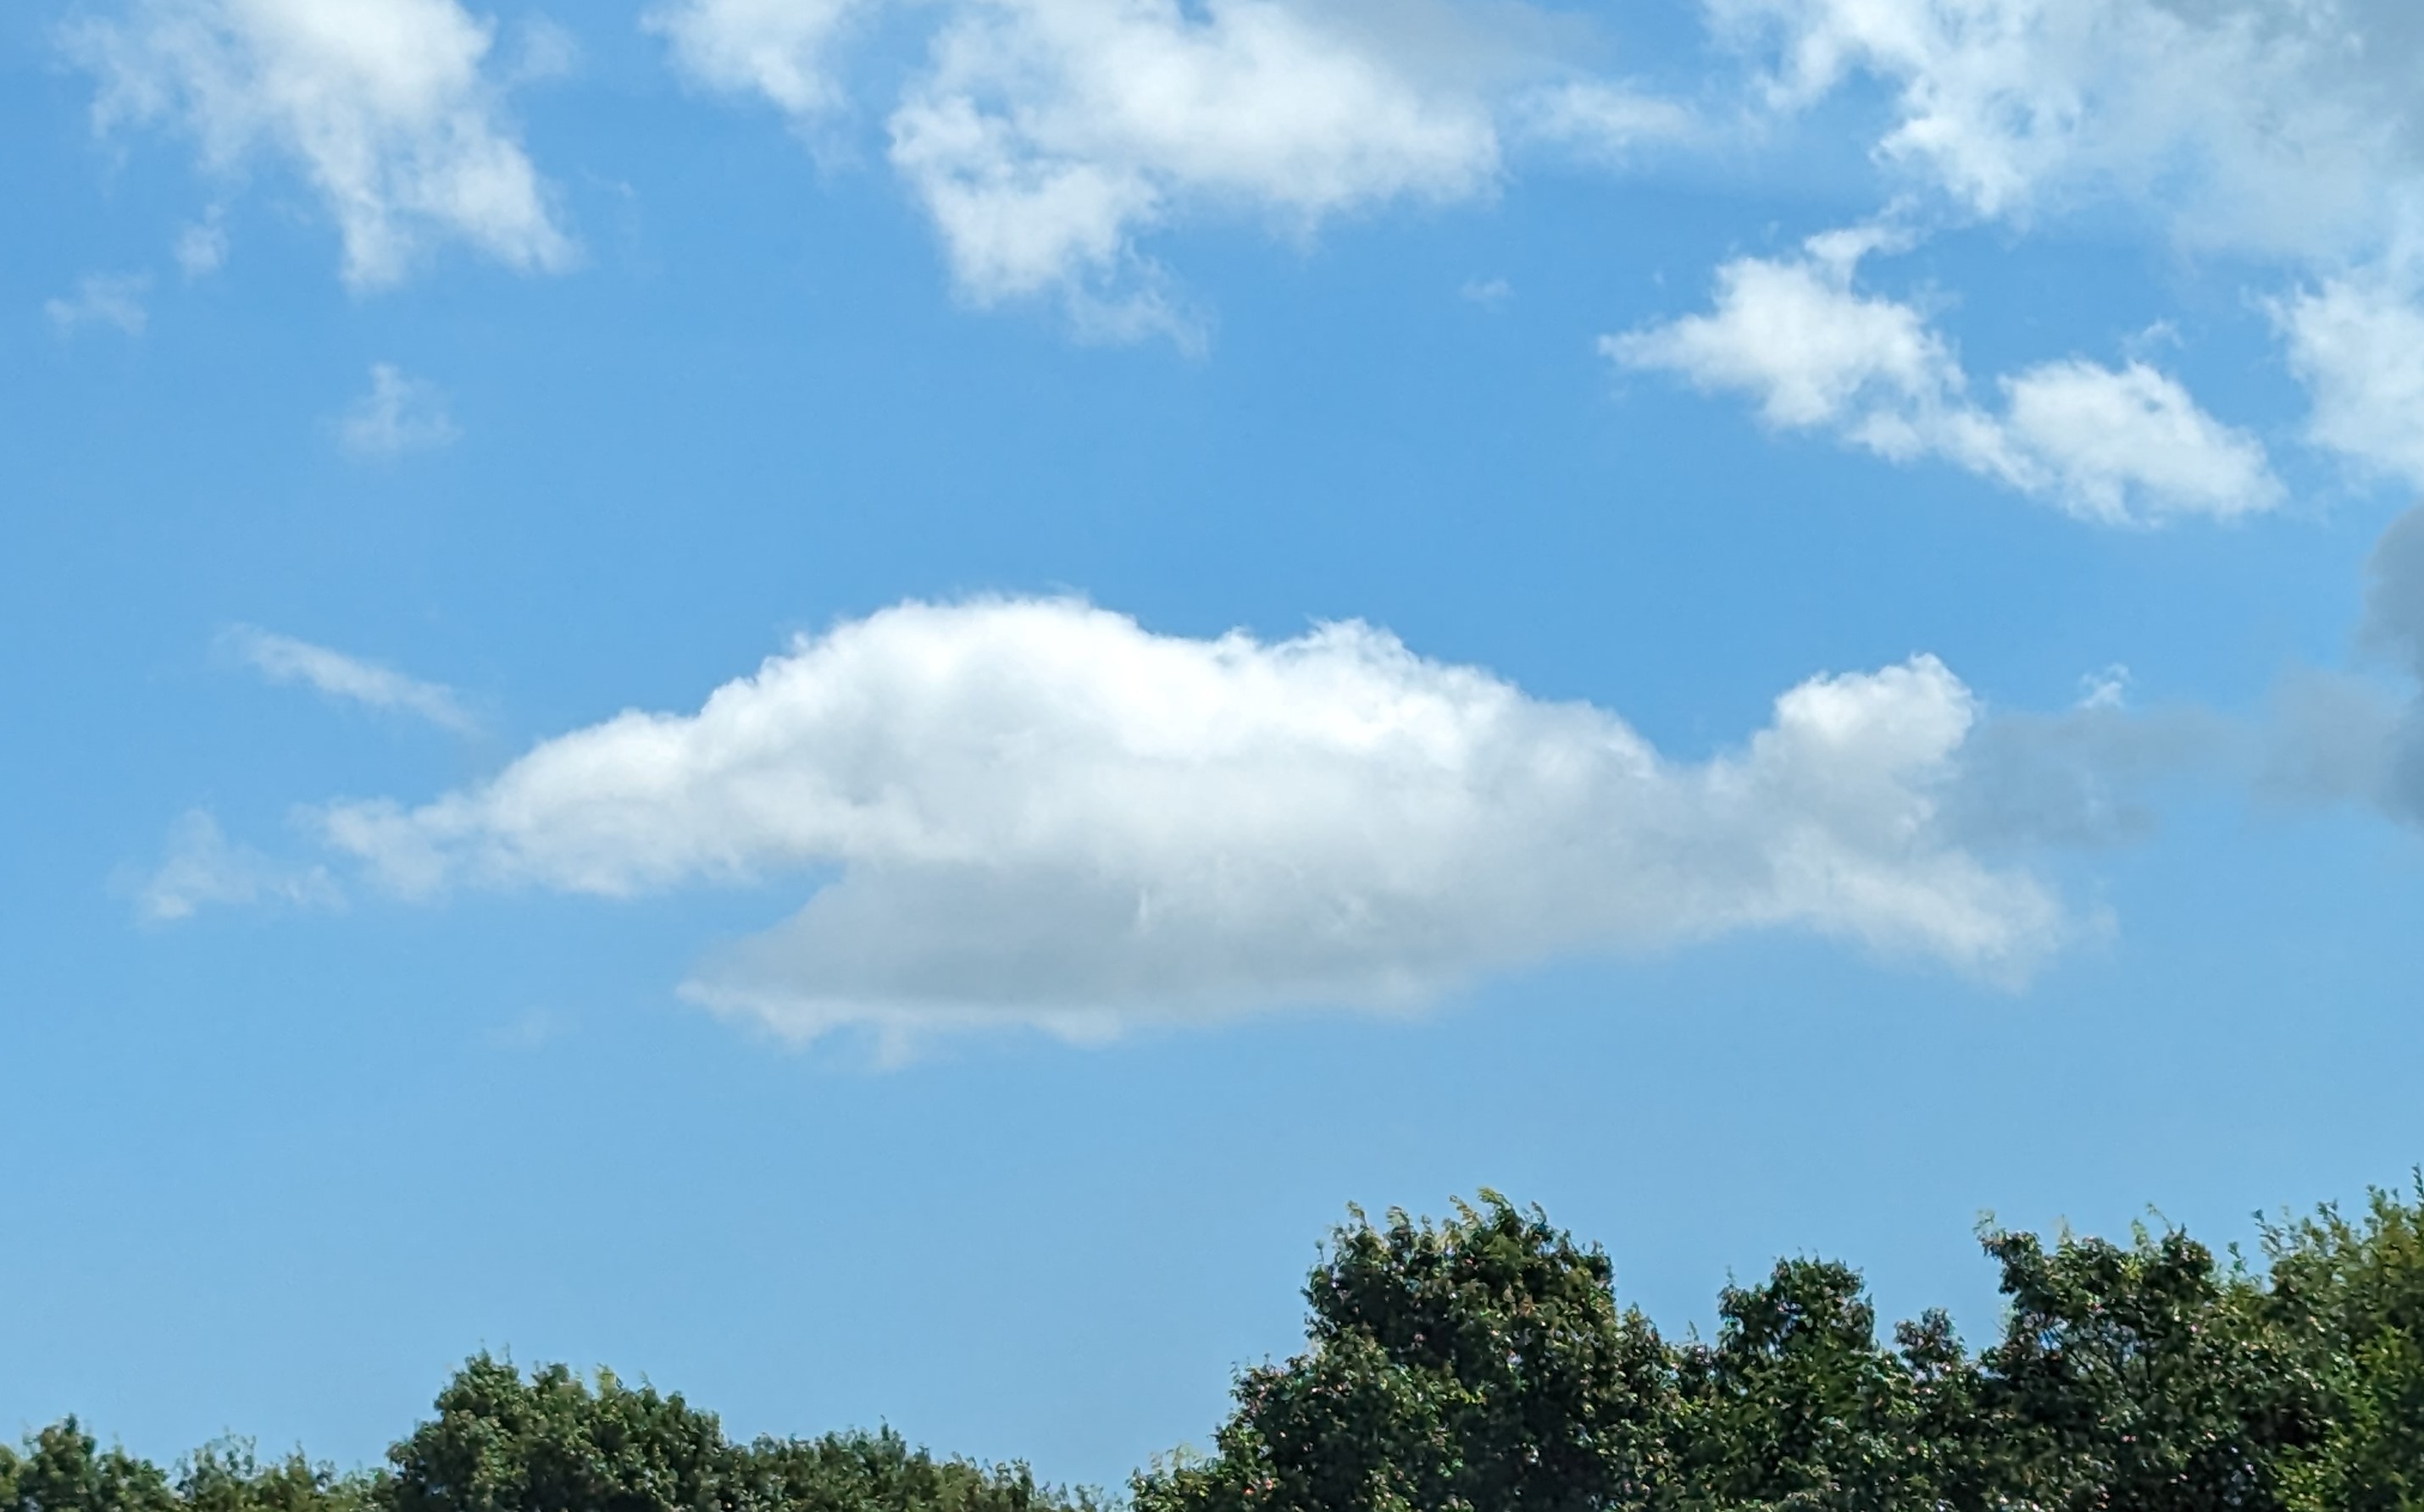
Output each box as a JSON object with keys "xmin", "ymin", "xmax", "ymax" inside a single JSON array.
[
  {"xmin": 136, "ymin": 811, "xmax": 339, "ymax": 922},
  {"xmin": 225, "ymin": 624, "xmax": 478, "ymax": 733},
  {"xmin": 175, "ymin": 208, "xmax": 230, "ymax": 276},
  {"xmin": 339, "ymin": 363, "xmax": 460, "ymax": 458},
  {"xmin": 46, "ymin": 274, "xmax": 151, "ymax": 335}
]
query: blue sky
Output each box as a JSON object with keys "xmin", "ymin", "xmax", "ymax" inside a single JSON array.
[{"xmin": 8, "ymin": 0, "xmax": 2424, "ymax": 1491}]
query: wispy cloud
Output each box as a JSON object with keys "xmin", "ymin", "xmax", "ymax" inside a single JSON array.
[
  {"xmin": 46, "ymin": 273, "xmax": 150, "ymax": 335},
  {"xmin": 224, "ymin": 625, "xmax": 478, "ymax": 734},
  {"xmin": 175, "ymin": 208, "xmax": 228, "ymax": 276},
  {"xmin": 1460, "ymin": 276, "xmax": 1512, "ymax": 309},
  {"xmin": 135, "ymin": 810, "xmax": 339, "ymax": 922},
  {"xmin": 339, "ymin": 363, "xmax": 459, "ymax": 459}
]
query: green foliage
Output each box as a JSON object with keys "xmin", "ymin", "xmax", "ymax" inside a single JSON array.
[
  {"xmin": 1146, "ymin": 1183, "xmax": 2424, "ymax": 1511},
  {"xmin": 1667, "ymin": 1261, "xmax": 1974, "ymax": 1509},
  {"xmin": 1967, "ymin": 1224, "xmax": 2316, "ymax": 1509},
  {"xmin": 378, "ymin": 1355, "xmax": 1081, "ymax": 1512},
  {"xmin": 4, "ymin": 1419, "xmax": 175, "ymax": 1512},
  {"xmin": 383, "ymin": 1357, "xmax": 735, "ymax": 1512},
  {"xmin": 176, "ymin": 1441, "xmax": 373, "ymax": 1512},
  {"xmin": 734, "ymin": 1427, "xmax": 1080, "ymax": 1512},
  {"xmin": 2264, "ymin": 1179, "xmax": 2424, "ymax": 1511},
  {"xmin": 14, "ymin": 1176, "xmax": 2424, "ymax": 1511},
  {"xmin": 1133, "ymin": 1194, "xmax": 1677, "ymax": 1512}
]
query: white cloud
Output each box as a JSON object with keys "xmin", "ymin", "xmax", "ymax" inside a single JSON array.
[
  {"xmin": 225, "ymin": 623, "xmax": 479, "ymax": 733},
  {"xmin": 1510, "ymin": 79, "xmax": 1696, "ymax": 162},
  {"xmin": 1606, "ymin": 230, "xmax": 2279, "ymax": 523},
  {"xmin": 136, "ymin": 811, "xmax": 339, "ymax": 922},
  {"xmin": 1708, "ymin": 0, "xmax": 2424, "ymax": 262},
  {"xmin": 654, "ymin": 0, "xmax": 1693, "ymax": 335},
  {"xmin": 1997, "ymin": 358, "xmax": 2280, "ymax": 523},
  {"xmin": 2276, "ymin": 270, "xmax": 2424, "ymax": 489},
  {"xmin": 46, "ymin": 274, "xmax": 151, "ymax": 335},
  {"xmin": 63, "ymin": 0, "xmax": 573, "ymax": 287},
  {"xmin": 1685, "ymin": 3, "xmax": 2424, "ymax": 496},
  {"xmin": 305, "ymin": 597, "xmax": 2066, "ymax": 1049},
  {"xmin": 339, "ymin": 363, "xmax": 460, "ymax": 457},
  {"xmin": 646, "ymin": 0, "xmax": 867, "ymax": 116},
  {"xmin": 885, "ymin": 0, "xmax": 1502, "ymax": 327}
]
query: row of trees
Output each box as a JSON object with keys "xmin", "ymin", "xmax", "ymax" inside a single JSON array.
[{"xmin": 8, "ymin": 1182, "xmax": 2422, "ymax": 1511}]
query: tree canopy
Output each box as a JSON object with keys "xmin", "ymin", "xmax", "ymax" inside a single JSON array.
[{"xmin": 10, "ymin": 1178, "xmax": 2424, "ymax": 1512}]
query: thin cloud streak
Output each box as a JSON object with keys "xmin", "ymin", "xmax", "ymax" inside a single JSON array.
[{"xmin": 224, "ymin": 625, "xmax": 480, "ymax": 734}]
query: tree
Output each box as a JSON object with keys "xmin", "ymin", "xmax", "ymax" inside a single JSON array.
[
  {"xmin": 1668, "ymin": 1260, "xmax": 1975, "ymax": 1509},
  {"xmin": 1132, "ymin": 1194, "xmax": 1678, "ymax": 1512},
  {"xmin": 3, "ymin": 1420, "xmax": 175, "ymax": 1512},
  {"xmin": 2263, "ymin": 1178, "xmax": 2424, "ymax": 1511},
  {"xmin": 1969, "ymin": 1224, "xmax": 2316, "ymax": 1510},
  {"xmin": 175, "ymin": 1441, "xmax": 370, "ymax": 1512}
]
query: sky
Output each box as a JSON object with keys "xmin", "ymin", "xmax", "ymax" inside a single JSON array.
[{"xmin": 7, "ymin": 0, "xmax": 2424, "ymax": 1491}]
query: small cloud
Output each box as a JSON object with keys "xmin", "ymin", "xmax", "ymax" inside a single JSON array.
[
  {"xmin": 176, "ymin": 210, "xmax": 230, "ymax": 278},
  {"xmin": 46, "ymin": 273, "xmax": 150, "ymax": 335},
  {"xmin": 2077, "ymin": 664, "xmax": 2132, "ymax": 711},
  {"xmin": 339, "ymin": 363, "xmax": 459, "ymax": 458},
  {"xmin": 1461, "ymin": 276, "xmax": 1512, "ymax": 309},
  {"xmin": 222, "ymin": 624, "xmax": 480, "ymax": 734},
  {"xmin": 1512, "ymin": 80, "xmax": 1695, "ymax": 163},
  {"xmin": 135, "ymin": 811, "xmax": 339, "ymax": 922}
]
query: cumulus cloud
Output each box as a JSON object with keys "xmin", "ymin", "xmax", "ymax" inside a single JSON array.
[
  {"xmin": 295, "ymin": 597, "xmax": 2067, "ymax": 1049},
  {"xmin": 46, "ymin": 274, "xmax": 151, "ymax": 335},
  {"xmin": 225, "ymin": 624, "xmax": 479, "ymax": 733},
  {"xmin": 135, "ymin": 811, "xmax": 339, "ymax": 922},
  {"xmin": 338, "ymin": 363, "xmax": 460, "ymax": 457},
  {"xmin": 1606, "ymin": 230, "xmax": 2279, "ymax": 523},
  {"xmin": 1668, "ymin": 2, "xmax": 2424, "ymax": 498},
  {"xmin": 885, "ymin": 0, "xmax": 1500, "ymax": 330},
  {"xmin": 63, "ymin": 0, "xmax": 573, "ymax": 287},
  {"xmin": 2276, "ymin": 269, "xmax": 2424, "ymax": 490},
  {"xmin": 1709, "ymin": 0, "xmax": 2424, "ymax": 262},
  {"xmin": 654, "ymin": 0, "xmax": 1689, "ymax": 335}
]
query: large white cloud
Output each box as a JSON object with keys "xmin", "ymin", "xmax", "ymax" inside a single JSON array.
[
  {"xmin": 303, "ymin": 598, "xmax": 2066, "ymax": 1048},
  {"xmin": 64, "ymin": 0, "xmax": 573, "ymax": 286},
  {"xmin": 1606, "ymin": 230, "xmax": 2280, "ymax": 523}
]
